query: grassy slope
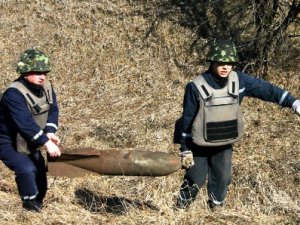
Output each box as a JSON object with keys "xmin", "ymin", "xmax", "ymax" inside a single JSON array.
[{"xmin": 0, "ymin": 1, "xmax": 299, "ymax": 224}]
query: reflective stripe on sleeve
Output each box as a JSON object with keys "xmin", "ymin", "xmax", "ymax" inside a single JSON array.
[
  {"xmin": 31, "ymin": 130, "xmax": 43, "ymax": 141},
  {"xmin": 239, "ymin": 87, "xmax": 245, "ymax": 93},
  {"xmin": 46, "ymin": 123, "xmax": 58, "ymax": 130},
  {"xmin": 279, "ymin": 91, "xmax": 288, "ymax": 105}
]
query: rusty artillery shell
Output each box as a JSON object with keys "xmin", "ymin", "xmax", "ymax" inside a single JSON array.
[
  {"xmin": 47, "ymin": 148, "xmax": 181, "ymax": 177},
  {"xmin": 47, "ymin": 162, "xmax": 99, "ymax": 178}
]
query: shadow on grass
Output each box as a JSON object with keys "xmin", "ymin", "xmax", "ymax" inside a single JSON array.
[{"xmin": 75, "ymin": 188, "xmax": 159, "ymax": 215}]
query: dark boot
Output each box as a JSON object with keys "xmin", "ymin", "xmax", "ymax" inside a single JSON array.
[
  {"xmin": 22, "ymin": 199, "xmax": 43, "ymax": 213},
  {"xmin": 207, "ymin": 194, "xmax": 224, "ymax": 211},
  {"xmin": 175, "ymin": 180, "xmax": 199, "ymax": 209}
]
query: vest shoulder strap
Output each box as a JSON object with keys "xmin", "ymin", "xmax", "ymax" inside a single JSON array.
[
  {"xmin": 9, "ymin": 82, "xmax": 38, "ymax": 108},
  {"xmin": 228, "ymin": 71, "xmax": 239, "ymax": 97},
  {"xmin": 192, "ymin": 75, "xmax": 213, "ymax": 100},
  {"xmin": 43, "ymin": 81, "xmax": 53, "ymax": 104}
]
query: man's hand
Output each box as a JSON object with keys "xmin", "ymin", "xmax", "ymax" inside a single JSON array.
[
  {"xmin": 44, "ymin": 140, "xmax": 61, "ymax": 158},
  {"xmin": 46, "ymin": 133, "xmax": 61, "ymax": 146},
  {"xmin": 180, "ymin": 150, "xmax": 195, "ymax": 169}
]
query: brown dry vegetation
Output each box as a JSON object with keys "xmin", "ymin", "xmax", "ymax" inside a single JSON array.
[{"xmin": 0, "ymin": 1, "xmax": 299, "ymax": 224}]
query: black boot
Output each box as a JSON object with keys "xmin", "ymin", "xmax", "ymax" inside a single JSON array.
[
  {"xmin": 175, "ymin": 180, "xmax": 199, "ymax": 209},
  {"xmin": 22, "ymin": 199, "xmax": 43, "ymax": 213},
  {"xmin": 207, "ymin": 194, "xmax": 224, "ymax": 211}
]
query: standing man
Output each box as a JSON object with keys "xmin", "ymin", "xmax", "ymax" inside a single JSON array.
[
  {"xmin": 0, "ymin": 49, "xmax": 61, "ymax": 212},
  {"xmin": 176, "ymin": 40, "xmax": 300, "ymax": 210}
]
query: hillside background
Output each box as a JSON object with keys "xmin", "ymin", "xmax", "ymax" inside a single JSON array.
[{"xmin": 0, "ymin": 1, "xmax": 299, "ymax": 224}]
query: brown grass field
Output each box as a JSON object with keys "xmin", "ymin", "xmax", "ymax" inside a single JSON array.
[{"xmin": 0, "ymin": 1, "xmax": 299, "ymax": 224}]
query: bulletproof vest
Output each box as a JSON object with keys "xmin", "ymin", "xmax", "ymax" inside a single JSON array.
[
  {"xmin": 191, "ymin": 71, "xmax": 244, "ymax": 146},
  {"xmin": 8, "ymin": 81, "xmax": 53, "ymax": 154}
]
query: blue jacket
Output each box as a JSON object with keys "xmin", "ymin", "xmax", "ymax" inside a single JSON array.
[
  {"xmin": 180, "ymin": 70, "xmax": 297, "ymax": 151},
  {"xmin": 0, "ymin": 76, "xmax": 59, "ymax": 148}
]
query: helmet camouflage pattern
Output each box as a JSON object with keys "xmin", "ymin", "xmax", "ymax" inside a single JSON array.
[
  {"xmin": 207, "ymin": 40, "xmax": 239, "ymax": 63},
  {"xmin": 17, "ymin": 49, "xmax": 51, "ymax": 74}
]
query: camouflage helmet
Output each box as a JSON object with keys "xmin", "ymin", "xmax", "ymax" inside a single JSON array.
[
  {"xmin": 207, "ymin": 40, "xmax": 239, "ymax": 63},
  {"xmin": 16, "ymin": 49, "xmax": 51, "ymax": 74}
]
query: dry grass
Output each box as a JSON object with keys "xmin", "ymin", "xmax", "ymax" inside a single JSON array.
[{"xmin": 0, "ymin": 1, "xmax": 299, "ymax": 224}]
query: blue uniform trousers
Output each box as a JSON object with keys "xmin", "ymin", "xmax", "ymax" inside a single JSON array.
[
  {"xmin": 0, "ymin": 144, "xmax": 47, "ymax": 202},
  {"xmin": 179, "ymin": 143, "xmax": 232, "ymax": 203}
]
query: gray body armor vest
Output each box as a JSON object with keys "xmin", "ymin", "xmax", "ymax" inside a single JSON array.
[
  {"xmin": 191, "ymin": 71, "xmax": 244, "ymax": 146},
  {"xmin": 8, "ymin": 81, "xmax": 53, "ymax": 154}
]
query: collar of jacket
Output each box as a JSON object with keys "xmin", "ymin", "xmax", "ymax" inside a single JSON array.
[{"xmin": 17, "ymin": 76, "xmax": 44, "ymax": 97}]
